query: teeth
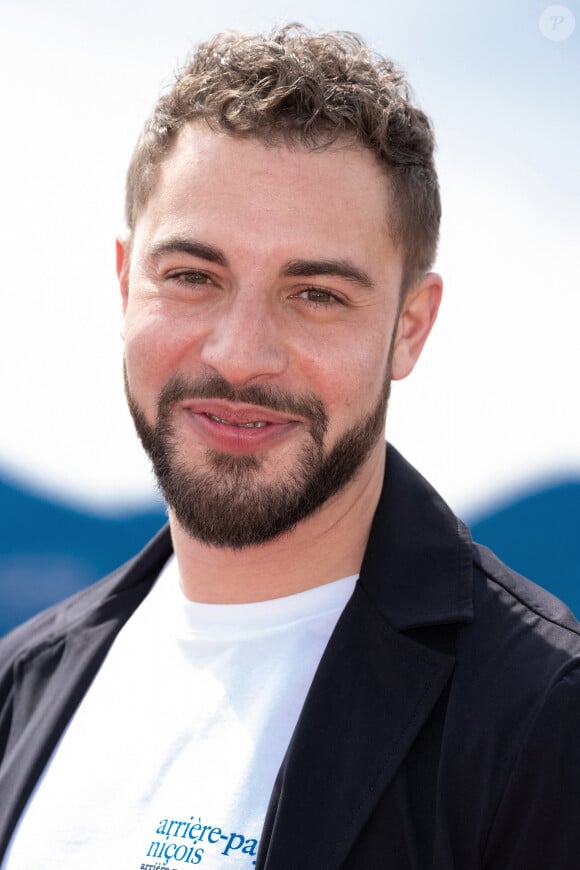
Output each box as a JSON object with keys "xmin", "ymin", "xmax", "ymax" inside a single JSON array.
[{"xmin": 207, "ymin": 413, "xmax": 269, "ymax": 429}]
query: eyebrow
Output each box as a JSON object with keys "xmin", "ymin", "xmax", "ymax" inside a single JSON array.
[
  {"xmin": 282, "ymin": 258, "xmax": 374, "ymax": 288},
  {"xmin": 149, "ymin": 237, "xmax": 228, "ymax": 268},
  {"xmin": 149, "ymin": 237, "xmax": 373, "ymax": 288}
]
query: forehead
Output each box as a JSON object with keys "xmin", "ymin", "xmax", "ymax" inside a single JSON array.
[{"xmin": 133, "ymin": 122, "xmax": 400, "ymax": 273}]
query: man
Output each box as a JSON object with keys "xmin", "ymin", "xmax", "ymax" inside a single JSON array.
[{"xmin": 1, "ymin": 24, "xmax": 579, "ymax": 870}]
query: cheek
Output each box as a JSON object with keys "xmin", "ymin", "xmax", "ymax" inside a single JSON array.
[
  {"xmin": 125, "ymin": 296, "xmax": 203, "ymax": 357},
  {"xmin": 303, "ymin": 326, "xmax": 390, "ymax": 417},
  {"xmin": 123, "ymin": 304, "xmax": 193, "ymax": 413}
]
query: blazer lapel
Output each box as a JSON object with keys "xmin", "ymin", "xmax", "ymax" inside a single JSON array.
[
  {"xmin": 257, "ymin": 446, "xmax": 474, "ymax": 869},
  {"xmin": 257, "ymin": 584, "xmax": 455, "ymax": 870}
]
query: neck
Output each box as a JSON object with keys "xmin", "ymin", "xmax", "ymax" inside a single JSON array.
[{"xmin": 170, "ymin": 441, "xmax": 386, "ymax": 603}]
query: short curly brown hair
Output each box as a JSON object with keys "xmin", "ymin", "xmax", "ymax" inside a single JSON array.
[{"xmin": 125, "ymin": 24, "xmax": 440, "ymax": 290}]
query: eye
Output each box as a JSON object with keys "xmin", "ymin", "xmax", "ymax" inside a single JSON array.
[
  {"xmin": 295, "ymin": 287, "xmax": 342, "ymax": 307},
  {"xmin": 173, "ymin": 270, "xmax": 213, "ymax": 285}
]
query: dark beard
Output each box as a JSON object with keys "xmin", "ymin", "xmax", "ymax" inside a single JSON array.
[{"xmin": 125, "ymin": 369, "xmax": 390, "ymax": 549}]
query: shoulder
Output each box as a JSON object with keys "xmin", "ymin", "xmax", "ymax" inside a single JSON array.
[
  {"xmin": 452, "ymin": 541, "xmax": 580, "ymax": 721},
  {"xmin": 471, "ymin": 541, "xmax": 580, "ymax": 660},
  {"xmin": 0, "ymin": 526, "xmax": 172, "ymax": 689},
  {"xmin": 0, "ymin": 566, "xmax": 123, "ymax": 666},
  {"xmin": 0, "ymin": 564, "xmax": 129, "ymax": 721},
  {"xmin": 432, "ymin": 544, "xmax": 580, "ymax": 862},
  {"xmin": 470, "ymin": 548, "xmax": 580, "ymax": 864}
]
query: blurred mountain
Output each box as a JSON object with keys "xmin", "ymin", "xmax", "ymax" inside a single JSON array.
[
  {"xmin": 0, "ymin": 472, "xmax": 166, "ymax": 635},
  {"xmin": 1, "ymin": 471, "xmax": 579, "ymax": 635},
  {"xmin": 469, "ymin": 478, "xmax": 580, "ymax": 617}
]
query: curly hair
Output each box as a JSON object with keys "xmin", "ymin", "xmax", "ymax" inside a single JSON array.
[{"xmin": 125, "ymin": 24, "xmax": 440, "ymax": 289}]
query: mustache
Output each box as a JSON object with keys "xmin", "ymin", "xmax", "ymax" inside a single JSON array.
[{"xmin": 157, "ymin": 373, "xmax": 329, "ymax": 435}]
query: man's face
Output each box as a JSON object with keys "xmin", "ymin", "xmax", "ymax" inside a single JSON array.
[{"xmin": 119, "ymin": 124, "xmax": 437, "ymax": 548}]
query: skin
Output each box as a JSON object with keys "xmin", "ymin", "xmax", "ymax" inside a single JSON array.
[{"xmin": 117, "ymin": 122, "xmax": 442, "ymax": 603}]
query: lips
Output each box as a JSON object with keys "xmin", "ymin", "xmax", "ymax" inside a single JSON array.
[
  {"xmin": 181, "ymin": 400, "xmax": 300, "ymax": 454},
  {"xmin": 185, "ymin": 399, "xmax": 298, "ymax": 426}
]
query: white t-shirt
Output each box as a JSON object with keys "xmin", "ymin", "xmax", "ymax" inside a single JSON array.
[{"xmin": 4, "ymin": 559, "xmax": 357, "ymax": 870}]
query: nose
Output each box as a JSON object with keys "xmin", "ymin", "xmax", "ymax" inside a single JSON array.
[{"xmin": 199, "ymin": 288, "xmax": 289, "ymax": 385}]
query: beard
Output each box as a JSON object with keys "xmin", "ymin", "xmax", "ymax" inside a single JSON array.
[{"xmin": 125, "ymin": 366, "xmax": 391, "ymax": 549}]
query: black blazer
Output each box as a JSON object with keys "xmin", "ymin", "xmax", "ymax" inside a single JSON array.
[{"xmin": 2, "ymin": 446, "xmax": 580, "ymax": 868}]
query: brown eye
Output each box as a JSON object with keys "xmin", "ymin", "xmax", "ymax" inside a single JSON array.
[
  {"xmin": 300, "ymin": 288, "xmax": 338, "ymax": 305},
  {"xmin": 181, "ymin": 272, "xmax": 212, "ymax": 284}
]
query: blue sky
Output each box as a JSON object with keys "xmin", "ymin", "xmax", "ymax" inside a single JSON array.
[{"xmin": 0, "ymin": 0, "xmax": 578, "ymax": 515}]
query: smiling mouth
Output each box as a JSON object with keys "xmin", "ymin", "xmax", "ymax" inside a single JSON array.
[{"xmin": 205, "ymin": 413, "xmax": 270, "ymax": 429}]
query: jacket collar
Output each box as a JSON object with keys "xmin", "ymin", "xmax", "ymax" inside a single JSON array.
[
  {"xmin": 360, "ymin": 444, "xmax": 474, "ymax": 630},
  {"xmin": 257, "ymin": 444, "xmax": 474, "ymax": 870}
]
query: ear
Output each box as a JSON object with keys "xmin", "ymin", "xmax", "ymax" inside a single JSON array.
[
  {"xmin": 391, "ymin": 272, "xmax": 443, "ymax": 381},
  {"xmin": 116, "ymin": 236, "xmax": 131, "ymax": 315}
]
